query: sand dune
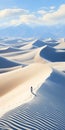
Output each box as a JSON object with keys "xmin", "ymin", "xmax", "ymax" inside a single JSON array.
[
  {"xmin": 0, "ymin": 66, "xmax": 22, "ymax": 73},
  {"xmin": 40, "ymin": 45, "xmax": 65, "ymax": 62},
  {"xmin": 34, "ymin": 46, "xmax": 47, "ymax": 63},
  {"xmin": 43, "ymin": 38, "xmax": 59, "ymax": 47},
  {"xmin": 14, "ymin": 43, "xmax": 27, "ymax": 48},
  {"xmin": 33, "ymin": 40, "xmax": 46, "ymax": 47},
  {"xmin": 0, "ymin": 47, "xmax": 21, "ymax": 54},
  {"xmin": 0, "ymin": 56, "xmax": 21, "ymax": 69},
  {"xmin": 0, "ymin": 46, "xmax": 8, "ymax": 51},
  {"xmin": 0, "ymin": 69, "xmax": 65, "ymax": 129},
  {"xmin": 55, "ymin": 41, "xmax": 65, "ymax": 49},
  {"xmin": 0, "ymin": 63, "xmax": 52, "ymax": 117},
  {"xmin": 0, "ymin": 38, "xmax": 65, "ymax": 129},
  {"xmin": 48, "ymin": 62, "xmax": 65, "ymax": 72},
  {"xmin": 54, "ymin": 38, "xmax": 65, "ymax": 49},
  {"xmin": 4, "ymin": 50, "xmax": 36, "ymax": 64},
  {"xmin": 3, "ymin": 39, "xmax": 22, "ymax": 45}
]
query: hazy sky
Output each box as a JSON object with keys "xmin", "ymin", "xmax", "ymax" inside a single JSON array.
[
  {"xmin": 0, "ymin": 0, "xmax": 65, "ymax": 10},
  {"xmin": 0, "ymin": 0, "xmax": 65, "ymax": 37}
]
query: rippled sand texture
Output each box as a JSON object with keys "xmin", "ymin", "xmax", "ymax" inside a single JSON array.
[{"xmin": 0, "ymin": 37, "xmax": 65, "ymax": 129}]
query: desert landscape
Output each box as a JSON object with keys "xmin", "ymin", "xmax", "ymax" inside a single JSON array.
[
  {"xmin": 0, "ymin": 37, "xmax": 65, "ymax": 129},
  {"xmin": 0, "ymin": 0, "xmax": 65, "ymax": 129}
]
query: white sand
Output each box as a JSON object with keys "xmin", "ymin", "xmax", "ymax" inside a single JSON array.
[
  {"xmin": 0, "ymin": 37, "xmax": 65, "ymax": 124},
  {"xmin": 0, "ymin": 63, "xmax": 52, "ymax": 117}
]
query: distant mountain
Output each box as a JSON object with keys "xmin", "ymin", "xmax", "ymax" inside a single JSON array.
[{"xmin": 0, "ymin": 24, "xmax": 65, "ymax": 38}]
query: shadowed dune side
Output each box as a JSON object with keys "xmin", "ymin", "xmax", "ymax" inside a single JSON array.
[
  {"xmin": 0, "ymin": 66, "xmax": 24, "ymax": 73},
  {"xmin": 43, "ymin": 38, "xmax": 59, "ymax": 47},
  {"xmin": 40, "ymin": 45, "xmax": 65, "ymax": 62},
  {"xmin": 0, "ymin": 38, "xmax": 65, "ymax": 129},
  {"xmin": 34, "ymin": 46, "xmax": 47, "ymax": 63},
  {"xmin": 0, "ymin": 57, "xmax": 21, "ymax": 68},
  {"xmin": 33, "ymin": 40, "xmax": 46, "ymax": 47},
  {"xmin": 32, "ymin": 39, "xmax": 59, "ymax": 48},
  {"xmin": 0, "ymin": 69, "xmax": 65, "ymax": 130},
  {"xmin": 0, "ymin": 47, "xmax": 22, "ymax": 53}
]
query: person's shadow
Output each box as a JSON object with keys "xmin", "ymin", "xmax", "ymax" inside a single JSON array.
[{"xmin": 30, "ymin": 86, "xmax": 37, "ymax": 96}]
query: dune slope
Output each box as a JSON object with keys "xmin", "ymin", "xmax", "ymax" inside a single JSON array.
[
  {"xmin": 0, "ymin": 57, "xmax": 21, "ymax": 68},
  {"xmin": 40, "ymin": 46, "xmax": 65, "ymax": 62},
  {"xmin": 0, "ymin": 38, "xmax": 65, "ymax": 130},
  {"xmin": 0, "ymin": 69, "xmax": 65, "ymax": 130},
  {"xmin": 0, "ymin": 63, "xmax": 52, "ymax": 117}
]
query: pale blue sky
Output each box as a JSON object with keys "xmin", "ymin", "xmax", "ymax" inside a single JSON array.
[
  {"xmin": 0, "ymin": 0, "xmax": 65, "ymax": 10},
  {"xmin": 0, "ymin": 0, "xmax": 65, "ymax": 38}
]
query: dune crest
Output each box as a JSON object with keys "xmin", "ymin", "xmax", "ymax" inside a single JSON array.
[
  {"xmin": 0, "ymin": 38, "xmax": 65, "ymax": 129},
  {"xmin": 0, "ymin": 63, "xmax": 52, "ymax": 117}
]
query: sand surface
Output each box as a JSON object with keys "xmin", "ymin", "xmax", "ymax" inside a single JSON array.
[{"xmin": 0, "ymin": 38, "xmax": 65, "ymax": 129}]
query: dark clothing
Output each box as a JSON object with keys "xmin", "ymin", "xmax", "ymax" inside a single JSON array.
[
  {"xmin": 31, "ymin": 86, "xmax": 33, "ymax": 93},
  {"xmin": 30, "ymin": 86, "xmax": 36, "ymax": 96}
]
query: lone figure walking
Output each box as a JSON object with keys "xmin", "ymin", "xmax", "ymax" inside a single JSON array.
[
  {"xmin": 30, "ymin": 86, "xmax": 36, "ymax": 96},
  {"xmin": 31, "ymin": 86, "xmax": 33, "ymax": 93}
]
